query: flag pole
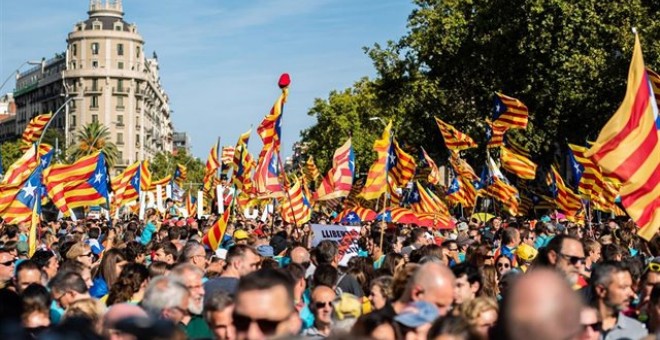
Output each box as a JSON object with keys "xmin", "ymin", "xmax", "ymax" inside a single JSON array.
[{"xmin": 37, "ymin": 97, "xmax": 74, "ymax": 146}]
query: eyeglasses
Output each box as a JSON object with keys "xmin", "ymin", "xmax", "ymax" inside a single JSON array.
[
  {"xmin": 300, "ymin": 261, "xmax": 311, "ymax": 269},
  {"xmin": 79, "ymin": 252, "xmax": 93, "ymax": 258},
  {"xmin": 581, "ymin": 321, "xmax": 602, "ymax": 332},
  {"xmin": 314, "ymin": 301, "xmax": 333, "ymax": 309},
  {"xmin": 497, "ymin": 262, "xmax": 511, "ymax": 268},
  {"xmin": 448, "ymin": 248, "xmax": 459, "ymax": 252},
  {"xmin": 0, "ymin": 259, "xmax": 15, "ymax": 267},
  {"xmin": 559, "ymin": 253, "xmax": 585, "ymax": 265},
  {"xmin": 232, "ymin": 311, "xmax": 290, "ymax": 334}
]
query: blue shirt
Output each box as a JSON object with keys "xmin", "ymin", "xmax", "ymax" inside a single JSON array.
[{"xmin": 140, "ymin": 221, "xmax": 157, "ymax": 245}]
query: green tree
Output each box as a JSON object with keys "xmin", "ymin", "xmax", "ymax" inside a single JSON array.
[
  {"xmin": 0, "ymin": 139, "xmax": 23, "ymax": 173},
  {"xmin": 301, "ymin": 0, "xmax": 660, "ymax": 170},
  {"xmin": 149, "ymin": 149, "xmax": 205, "ymax": 192},
  {"xmin": 68, "ymin": 121, "xmax": 119, "ymax": 167}
]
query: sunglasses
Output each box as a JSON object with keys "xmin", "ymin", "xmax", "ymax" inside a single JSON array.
[
  {"xmin": 71, "ymin": 230, "xmax": 83, "ymax": 235},
  {"xmin": 0, "ymin": 259, "xmax": 15, "ymax": 267},
  {"xmin": 559, "ymin": 253, "xmax": 585, "ymax": 265},
  {"xmin": 497, "ymin": 263, "xmax": 511, "ymax": 268},
  {"xmin": 79, "ymin": 252, "xmax": 93, "ymax": 258},
  {"xmin": 314, "ymin": 301, "xmax": 333, "ymax": 309},
  {"xmin": 581, "ymin": 321, "xmax": 602, "ymax": 332},
  {"xmin": 647, "ymin": 262, "xmax": 660, "ymax": 272},
  {"xmin": 232, "ymin": 312, "xmax": 288, "ymax": 334},
  {"xmin": 300, "ymin": 261, "xmax": 311, "ymax": 269}
]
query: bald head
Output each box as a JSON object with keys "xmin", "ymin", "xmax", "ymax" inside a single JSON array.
[
  {"xmin": 290, "ymin": 246, "xmax": 310, "ymax": 265},
  {"xmin": 405, "ymin": 262, "xmax": 455, "ymax": 317},
  {"xmin": 103, "ymin": 303, "xmax": 148, "ymax": 329},
  {"xmin": 501, "ymin": 269, "xmax": 582, "ymax": 340}
]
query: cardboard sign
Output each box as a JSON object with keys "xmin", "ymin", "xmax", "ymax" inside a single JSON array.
[{"xmin": 311, "ymin": 224, "xmax": 362, "ymax": 266}]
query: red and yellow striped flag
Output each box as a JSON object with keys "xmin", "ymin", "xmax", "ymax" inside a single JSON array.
[
  {"xmin": 20, "ymin": 113, "xmax": 52, "ymax": 151},
  {"xmin": 305, "ymin": 156, "xmax": 321, "ymax": 184},
  {"xmin": 419, "ymin": 147, "xmax": 440, "ymax": 185},
  {"xmin": 360, "ymin": 121, "xmax": 392, "ymax": 200},
  {"xmin": 315, "ymin": 138, "xmax": 355, "ymax": 201},
  {"xmin": 449, "ymin": 152, "xmax": 478, "ymax": 181},
  {"xmin": 279, "ymin": 177, "xmax": 312, "ymax": 225},
  {"xmin": 221, "ymin": 146, "xmax": 235, "ymax": 165},
  {"xmin": 231, "ymin": 129, "xmax": 252, "ymax": 190},
  {"xmin": 546, "ymin": 166, "xmax": 582, "ymax": 215},
  {"xmin": 389, "ymin": 139, "xmax": 417, "ymax": 188},
  {"xmin": 202, "ymin": 208, "xmax": 230, "ymax": 250},
  {"xmin": 112, "ymin": 161, "xmax": 151, "ymax": 206},
  {"xmin": 486, "ymin": 119, "xmax": 508, "ymax": 148},
  {"xmin": 435, "ymin": 117, "xmax": 477, "ymax": 151},
  {"xmin": 501, "ymin": 146, "xmax": 537, "ymax": 180},
  {"xmin": 185, "ymin": 192, "xmax": 197, "ymax": 218},
  {"xmin": 257, "ymin": 73, "xmax": 290, "ymax": 164},
  {"xmin": 254, "ymin": 144, "xmax": 283, "ymax": 197},
  {"xmin": 568, "ymin": 144, "xmax": 605, "ymax": 199},
  {"xmin": 43, "ymin": 152, "xmax": 110, "ymax": 211},
  {"xmin": 203, "ymin": 142, "xmax": 220, "ymax": 193},
  {"xmin": 585, "ymin": 36, "xmax": 660, "ymax": 239},
  {"xmin": 487, "ymin": 176, "xmax": 520, "ymax": 216},
  {"xmin": 493, "ymin": 93, "xmax": 529, "ymax": 129}
]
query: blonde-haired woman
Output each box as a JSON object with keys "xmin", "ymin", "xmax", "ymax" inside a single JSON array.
[
  {"xmin": 61, "ymin": 298, "xmax": 106, "ymax": 334},
  {"xmin": 461, "ymin": 297, "xmax": 499, "ymax": 339}
]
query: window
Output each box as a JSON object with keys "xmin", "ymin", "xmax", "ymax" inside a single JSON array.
[
  {"xmin": 91, "ymin": 96, "xmax": 99, "ymax": 109},
  {"xmin": 71, "ymin": 115, "xmax": 77, "ymax": 127},
  {"xmin": 116, "ymin": 96, "xmax": 124, "ymax": 109},
  {"xmin": 91, "ymin": 42, "xmax": 99, "ymax": 55},
  {"xmin": 117, "ymin": 79, "xmax": 123, "ymax": 91},
  {"xmin": 72, "ymin": 44, "xmax": 77, "ymax": 56},
  {"xmin": 136, "ymin": 46, "xmax": 141, "ymax": 58},
  {"xmin": 117, "ymin": 44, "xmax": 124, "ymax": 56},
  {"xmin": 92, "ymin": 79, "xmax": 98, "ymax": 91},
  {"xmin": 92, "ymin": 60, "xmax": 98, "ymax": 69},
  {"xmin": 92, "ymin": 114, "xmax": 98, "ymax": 123},
  {"xmin": 117, "ymin": 133, "xmax": 123, "ymax": 144},
  {"xmin": 118, "ymin": 151, "xmax": 123, "ymax": 163},
  {"xmin": 118, "ymin": 61, "xmax": 124, "ymax": 70},
  {"xmin": 70, "ymin": 61, "xmax": 76, "ymax": 69},
  {"xmin": 117, "ymin": 115, "xmax": 124, "ymax": 126},
  {"xmin": 70, "ymin": 100, "xmax": 76, "ymax": 110}
]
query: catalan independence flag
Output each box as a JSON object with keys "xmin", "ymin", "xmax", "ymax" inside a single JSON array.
[
  {"xmin": 334, "ymin": 206, "xmax": 377, "ymax": 224},
  {"xmin": 257, "ymin": 73, "xmax": 290, "ymax": 164},
  {"xmin": 203, "ymin": 142, "xmax": 221, "ymax": 193},
  {"xmin": 388, "ymin": 139, "xmax": 416, "ymax": 188},
  {"xmin": 254, "ymin": 144, "xmax": 283, "ymax": 197},
  {"xmin": 315, "ymin": 138, "xmax": 355, "ymax": 201},
  {"xmin": 486, "ymin": 119, "xmax": 508, "ymax": 149},
  {"xmin": 419, "ymin": 147, "xmax": 440, "ymax": 185},
  {"xmin": 1, "ymin": 144, "xmax": 52, "ymax": 187},
  {"xmin": 279, "ymin": 177, "xmax": 312, "ymax": 225},
  {"xmin": 231, "ymin": 129, "xmax": 252, "ymax": 190},
  {"xmin": 501, "ymin": 146, "xmax": 537, "ymax": 180},
  {"xmin": 568, "ymin": 144, "xmax": 605, "ymax": 200},
  {"xmin": 185, "ymin": 192, "xmax": 197, "ymax": 218},
  {"xmin": 449, "ymin": 152, "xmax": 479, "ymax": 181},
  {"xmin": 546, "ymin": 165, "xmax": 582, "ymax": 215},
  {"xmin": 305, "ymin": 156, "xmax": 321, "ymax": 184},
  {"xmin": 174, "ymin": 163, "xmax": 187, "ymax": 187},
  {"xmin": 202, "ymin": 208, "xmax": 231, "ymax": 250},
  {"xmin": 0, "ymin": 161, "xmax": 44, "ymax": 224},
  {"xmin": 360, "ymin": 120, "xmax": 392, "ymax": 200},
  {"xmin": 586, "ymin": 36, "xmax": 660, "ymax": 239},
  {"xmin": 112, "ymin": 161, "xmax": 151, "ymax": 206},
  {"xmin": 20, "ymin": 113, "xmax": 52, "ymax": 151},
  {"xmin": 435, "ymin": 117, "xmax": 477, "ymax": 151},
  {"xmin": 44, "ymin": 152, "xmax": 110, "ymax": 211},
  {"xmin": 493, "ymin": 93, "xmax": 529, "ymax": 129}
]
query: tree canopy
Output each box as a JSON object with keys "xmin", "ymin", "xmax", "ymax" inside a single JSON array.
[{"xmin": 299, "ymin": 0, "xmax": 660, "ymax": 173}]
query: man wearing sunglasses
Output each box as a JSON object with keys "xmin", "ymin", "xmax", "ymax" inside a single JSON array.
[
  {"xmin": 543, "ymin": 235, "xmax": 586, "ymax": 288},
  {"xmin": 0, "ymin": 248, "xmax": 15, "ymax": 289},
  {"xmin": 301, "ymin": 285, "xmax": 336, "ymax": 338},
  {"xmin": 233, "ymin": 268, "xmax": 301, "ymax": 340},
  {"xmin": 590, "ymin": 261, "xmax": 647, "ymax": 340}
]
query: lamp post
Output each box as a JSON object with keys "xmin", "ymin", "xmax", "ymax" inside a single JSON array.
[{"xmin": 0, "ymin": 59, "xmax": 44, "ymax": 93}]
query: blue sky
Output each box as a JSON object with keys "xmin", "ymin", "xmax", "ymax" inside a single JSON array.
[{"xmin": 0, "ymin": 0, "xmax": 414, "ymax": 159}]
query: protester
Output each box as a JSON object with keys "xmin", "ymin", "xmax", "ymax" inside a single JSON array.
[
  {"xmin": 141, "ymin": 275, "xmax": 191, "ymax": 325},
  {"xmin": 589, "ymin": 261, "xmax": 647, "ymax": 339},
  {"xmin": 205, "ymin": 244, "xmax": 260, "ymax": 299},
  {"xmin": 14, "ymin": 260, "xmax": 45, "ymax": 293},
  {"xmin": 460, "ymin": 297, "xmax": 498, "ymax": 339},
  {"xmin": 204, "ymin": 292, "xmax": 235, "ymax": 340},
  {"xmin": 302, "ymin": 285, "xmax": 336, "ymax": 338}
]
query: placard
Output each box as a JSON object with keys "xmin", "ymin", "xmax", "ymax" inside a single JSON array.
[{"xmin": 311, "ymin": 224, "xmax": 362, "ymax": 266}]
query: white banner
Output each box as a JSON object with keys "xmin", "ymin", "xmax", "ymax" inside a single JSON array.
[{"xmin": 311, "ymin": 224, "xmax": 362, "ymax": 266}]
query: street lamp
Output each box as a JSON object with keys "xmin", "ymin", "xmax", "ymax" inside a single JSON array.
[{"xmin": 0, "ymin": 59, "xmax": 44, "ymax": 93}]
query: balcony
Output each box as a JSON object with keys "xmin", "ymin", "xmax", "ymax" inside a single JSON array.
[
  {"xmin": 84, "ymin": 86, "xmax": 102, "ymax": 94},
  {"xmin": 112, "ymin": 87, "xmax": 129, "ymax": 96}
]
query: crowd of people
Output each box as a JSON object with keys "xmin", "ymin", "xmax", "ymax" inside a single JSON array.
[{"xmin": 0, "ymin": 204, "xmax": 659, "ymax": 340}]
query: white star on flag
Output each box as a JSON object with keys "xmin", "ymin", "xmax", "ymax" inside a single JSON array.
[
  {"xmin": 94, "ymin": 171, "xmax": 104, "ymax": 183},
  {"xmin": 495, "ymin": 103, "xmax": 501, "ymax": 112},
  {"xmin": 388, "ymin": 153, "xmax": 396, "ymax": 165},
  {"xmin": 22, "ymin": 181, "xmax": 37, "ymax": 198}
]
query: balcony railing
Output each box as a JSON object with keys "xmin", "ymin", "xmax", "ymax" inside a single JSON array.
[{"xmin": 112, "ymin": 87, "xmax": 129, "ymax": 95}]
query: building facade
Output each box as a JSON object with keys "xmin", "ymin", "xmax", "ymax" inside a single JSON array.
[
  {"xmin": 62, "ymin": 0, "xmax": 173, "ymax": 172},
  {"xmin": 173, "ymin": 131, "xmax": 191, "ymax": 154},
  {"xmin": 11, "ymin": 0, "xmax": 174, "ymax": 172},
  {"xmin": 0, "ymin": 94, "xmax": 17, "ymax": 142}
]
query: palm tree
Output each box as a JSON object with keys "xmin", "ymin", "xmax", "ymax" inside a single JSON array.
[{"xmin": 68, "ymin": 121, "xmax": 119, "ymax": 167}]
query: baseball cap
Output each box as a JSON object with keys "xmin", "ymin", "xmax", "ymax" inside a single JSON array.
[
  {"xmin": 256, "ymin": 245, "xmax": 274, "ymax": 258},
  {"xmin": 456, "ymin": 222, "xmax": 469, "ymax": 232},
  {"xmin": 214, "ymin": 248, "xmax": 228, "ymax": 260},
  {"xmin": 394, "ymin": 301, "xmax": 439, "ymax": 328},
  {"xmin": 233, "ymin": 229, "xmax": 249, "ymax": 240},
  {"xmin": 456, "ymin": 234, "xmax": 475, "ymax": 248}
]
